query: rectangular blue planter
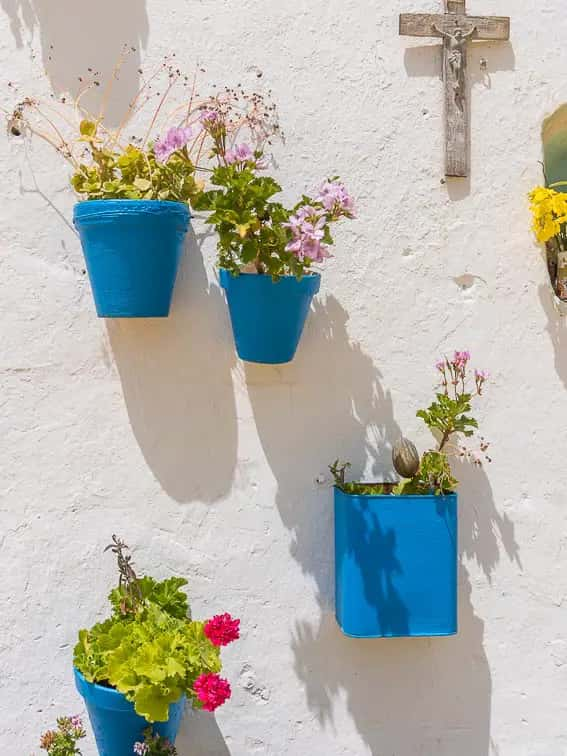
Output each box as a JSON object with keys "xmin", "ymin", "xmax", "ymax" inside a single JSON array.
[{"xmin": 334, "ymin": 488, "xmax": 458, "ymax": 638}]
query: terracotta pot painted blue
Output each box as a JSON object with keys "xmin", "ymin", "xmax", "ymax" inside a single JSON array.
[
  {"xmin": 334, "ymin": 488, "xmax": 458, "ymax": 638},
  {"xmin": 74, "ymin": 668, "xmax": 185, "ymax": 756},
  {"xmin": 219, "ymin": 269, "xmax": 321, "ymax": 364},
  {"xmin": 73, "ymin": 200, "xmax": 190, "ymax": 318}
]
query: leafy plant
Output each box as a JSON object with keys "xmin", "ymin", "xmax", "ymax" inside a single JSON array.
[
  {"xmin": 39, "ymin": 716, "xmax": 85, "ymax": 756},
  {"xmin": 69, "ymin": 123, "xmax": 202, "ymax": 203},
  {"xmin": 134, "ymin": 728, "xmax": 177, "ymax": 755},
  {"xmin": 73, "ymin": 537, "xmax": 238, "ymax": 723},
  {"xmin": 331, "ymin": 351, "xmax": 490, "ymax": 497},
  {"xmin": 193, "ymin": 111, "xmax": 354, "ymax": 278},
  {"xmin": 8, "ymin": 56, "xmax": 281, "ymax": 207}
]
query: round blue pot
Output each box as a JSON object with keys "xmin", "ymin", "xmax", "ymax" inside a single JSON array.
[
  {"xmin": 74, "ymin": 668, "xmax": 185, "ymax": 756},
  {"xmin": 219, "ymin": 269, "xmax": 321, "ymax": 364},
  {"xmin": 73, "ymin": 200, "xmax": 190, "ymax": 318},
  {"xmin": 334, "ymin": 488, "xmax": 458, "ymax": 638}
]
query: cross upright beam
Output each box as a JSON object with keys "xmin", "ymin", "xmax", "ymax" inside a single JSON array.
[{"xmin": 399, "ymin": 0, "xmax": 510, "ymax": 177}]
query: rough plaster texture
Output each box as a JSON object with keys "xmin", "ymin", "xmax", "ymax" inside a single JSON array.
[{"xmin": 1, "ymin": 0, "xmax": 566, "ymax": 754}]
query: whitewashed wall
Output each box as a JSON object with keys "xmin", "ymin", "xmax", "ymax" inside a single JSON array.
[{"xmin": 1, "ymin": 1, "xmax": 566, "ymax": 754}]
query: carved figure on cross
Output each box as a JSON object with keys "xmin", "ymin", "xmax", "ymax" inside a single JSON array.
[{"xmin": 432, "ymin": 22, "xmax": 477, "ymax": 104}]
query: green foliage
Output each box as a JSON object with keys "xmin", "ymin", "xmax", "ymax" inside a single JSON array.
[
  {"xmin": 329, "ymin": 460, "xmax": 390, "ymax": 495},
  {"xmin": 394, "ymin": 450, "xmax": 458, "ymax": 496},
  {"xmin": 109, "ymin": 576, "xmax": 190, "ymax": 621},
  {"xmin": 74, "ymin": 602, "xmax": 221, "ymax": 722},
  {"xmin": 193, "ymin": 162, "xmax": 309, "ymax": 278},
  {"xmin": 70, "ymin": 121, "xmax": 200, "ymax": 203},
  {"xmin": 74, "ymin": 538, "xmax": 222, "ymax": 723},
  {"xmin": 39, "ymin": 716, "xmax": 86, "ymax": 755},
  {"xmin": 137, "ymin": 728, "xmax": 178, "ymax": 755},
  {"xmin": 416, "ymin": 392, "xmax": 478, "ymax": 450}
]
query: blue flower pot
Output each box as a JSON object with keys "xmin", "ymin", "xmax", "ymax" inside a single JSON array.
[
  {"xmin": 334, "ymin": 488, "xmax": 458, "ymax": 638},
  {"xmin": 219, "ymin": 269, "xmax": 321, "ymax": 364},
  {"xmin": 74, "ymin": 668, "xmax": 185, "ymax": 756},
  {"xmin": 73, "ymin": 200, "xmax": 190, "ymax": 318}
]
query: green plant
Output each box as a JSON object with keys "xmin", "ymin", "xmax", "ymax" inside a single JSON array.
[
  {"xmin": 134, "ymin": 728, "xmax": 178, "ymax": 755},
  {"xmin": 69, "ymin": 123, "xmax": 202, "ymax": 202},
  {"xmin": 193, "ymin": 110, "xmax": 354, "ymax": 278},
  {"xmin": 39, "ymin": 716, "xmax": 85, "ymax": 755},
  {"xmin": 331, "ymin": 351, "xmax": 490, "ymax": 497},
  {"xmin": 8, "ymin": 56, "xmax": 280, "ymax": 207},
  {"xmin": 73, "ymin": 537, "xmax": 237, "ymax": 723}
]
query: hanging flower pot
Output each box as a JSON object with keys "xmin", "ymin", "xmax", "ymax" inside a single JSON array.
[
  {"xmin": 334, "ymin": 487, "xmax": 458, "ymax": 638},
  {"xmin": 220, "ymin": 269, "xmax": 321, "ymax": 364},
  {"xmin": 73, "ymin": 200, "xmax": 190, "ymax": 318},
  {"xmin": 73, "ymin": 536, "xmax": 240, "ymax": 756},
  {"xmin": 329, "ymin": 350, "xmax": 491, "ymax": 639},
  {"xmin": 74, "ymin": 668, "xmax": 185, "ymax": 756}
]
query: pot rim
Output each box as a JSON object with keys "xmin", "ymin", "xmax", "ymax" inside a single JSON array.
[
  {"xmin": 219, "ymin": 268, "xmax": 321, "ymax": 280},
  {"xmin": 333, "ymin": 485, "xmax": 458, "ymax": 501}
]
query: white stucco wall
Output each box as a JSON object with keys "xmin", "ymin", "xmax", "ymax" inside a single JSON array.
[{"xmin": 1, "ymin": 0, "xmax": 567, "ymax": 754}]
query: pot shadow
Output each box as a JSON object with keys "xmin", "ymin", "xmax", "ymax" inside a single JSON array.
[
  {"xmin": 402, "ymin": 39, "xmax": 515, "ymax": 201},
  {"xmin": 176, "ymin": 709, "xmax": 231, "ymax": 756},
  {"xmin": 245, "ymin": 304, "xmax": 521, "ymax": 754},
  {"xmin": 106, "ymin": 227, "xmax": 238, "ymax": 504},
  {"xmin": 244, "ymin": 295, "xmax": 402, "ymax": 606},
  {"xmin": 538, "ymin": 282, "xmax": 567, "ymax": 391},
  {"xmin": 1, "ymin": 0, "xmax": 148, "ymax": 124}
]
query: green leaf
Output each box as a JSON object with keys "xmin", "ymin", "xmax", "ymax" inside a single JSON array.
[{"xmin": 79, "ymin": 120, "xmax": 97, "ymax": 138}]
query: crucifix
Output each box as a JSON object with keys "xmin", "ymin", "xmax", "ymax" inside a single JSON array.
[{"xmin": 399, "ymin": 0, "xmax": 510, "ymax": 177}]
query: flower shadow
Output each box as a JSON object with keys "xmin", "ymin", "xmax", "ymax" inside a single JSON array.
[{"xmin": 1, "ymin": 0, "xmax": 148, "ymax": 124}]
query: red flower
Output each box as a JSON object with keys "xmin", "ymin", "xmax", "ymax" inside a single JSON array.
[
  {"xmin": 204, "ymin": 613, "xmax": 240, "ymax": 647},
  {"xmin": 194, "ymin": 673, "xmax": 232, "ymax": 712}
]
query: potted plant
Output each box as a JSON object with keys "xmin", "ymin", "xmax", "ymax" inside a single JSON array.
[
  {"xmin": 39, "ymin": 715, "xmax": 86, "ymax": 755},
  {"xmin": 73, "ymin": 536, "xmax": 239, "ymax": 756},
  {"xmin": 529, "ymin": 183, "xmax": 567, "ymax": 306},
  {"xmin": 330, "ymin": 351, "xmax": 490, "ymax": 639},
  {"xmin": 193, "ymin": 111, "xmax": 355, "ymax": 363}
]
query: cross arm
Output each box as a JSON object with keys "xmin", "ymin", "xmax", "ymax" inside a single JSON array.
[{"xmin": 399, "ymin": 13, "xmax": 510, "ymax": 41}]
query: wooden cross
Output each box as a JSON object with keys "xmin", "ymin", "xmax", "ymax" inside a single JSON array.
[{"xmin": 399, "ymin": 0, "xmax": 510, "ymax": 177}]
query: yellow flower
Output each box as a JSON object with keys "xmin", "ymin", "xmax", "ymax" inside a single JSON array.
[{"xmin": 529, "ymin": 185, "xmax": 567, "ymax": 244}]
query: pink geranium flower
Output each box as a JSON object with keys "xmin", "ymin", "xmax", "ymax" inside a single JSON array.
[
  {"xmin": 194, "ymin": 673, "xmax": 232, "ymax": 712},
  {"xmin": 225, "ymin": 143, "xmax": 254, "ymax": 165},
  {"xmin": 316, "ymin": 180, "xmax": 355, "ymax": 217},
  {"xmin": 154, "ymin": 126, "xmax": 193, "ymax": 163},
  {"xmin": 204, "ymin": 613, "xmax": 240, "ymax": 647}
]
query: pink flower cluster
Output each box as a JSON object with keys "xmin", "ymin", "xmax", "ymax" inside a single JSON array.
[
  {"xmin": 452, "ymin": 350, "xmax": 470, "ymax": 371},
  {"xmin": 316, "ymin": 180, "xmax": 355, "ymax": 217},
  {"xmin": 225, "ymin": 143, "xmax": 254, "ymax": 166},
  {"xmin": 204, "ymin": 613, "xmax": 240, "ymax": 647},
  {"xmin": 194, "ymin": 673, "xmax": 232, "ymax": 712},
  {"xmin": 284, "ymin": 205, "xmax": 330, "ymax": 263},
  {"xmin": 154, "ymin": 126, "xmax": 197, "ymax": 163}
]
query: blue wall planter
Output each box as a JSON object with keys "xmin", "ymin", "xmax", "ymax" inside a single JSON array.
[
  {"xmin": 74, "ymin": 668, "xmax": 185, "ymax": 756},
  {"xmin": 334, "ymin": 488, "xmax": 458, "ymax": 638},
  {"xmin": 73, "ymin": 200, "xmax": 190, "ymax": 318},
  {"xmin": 219, "ymin": 269, "xmax": 321, "ymax": 364}
]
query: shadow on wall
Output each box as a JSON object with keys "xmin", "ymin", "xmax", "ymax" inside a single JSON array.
[
  {"xmin": 176, "ymin": 709, "xmax": 231, "ymax": 756},
  {"xmin": 539, "ymin": 283, "xmax": 567, "ymax": 391},
  {"xmin": 245, "ymin": 310, "xmax": 521, "ymax": 755},
  {"xmin": 1, "ymin": 0, "xmax": 148, "ymax": 124},
  {"xmin": 245, "ymin": 296, "xmax": 401, "ymax": 607},
  {"xmin": 107, "ymin": 229, "xmax": 238, "ymax": 504}
]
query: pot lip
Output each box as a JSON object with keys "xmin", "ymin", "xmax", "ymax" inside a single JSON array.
[
  {"xmin": 73, "ymin": 667, "xmax": 123, "ymax": 698},
  {"xmin": 73, "ymin": 198, "xmax": 191, "ymax": 222},
  {"xmin": 74, "ymin": 198, "xmax": 190, "ymax": 209},
  {"xmin": 333, "ymin": 485, "xmax": 457, "ymax": 501},
  {"xmin": 73, "ymin": 667, "xmax": 186, "ymax": 710},
  {"xmin": 219, "ymin": 268, "xmax": 322, "ymax": 281}
]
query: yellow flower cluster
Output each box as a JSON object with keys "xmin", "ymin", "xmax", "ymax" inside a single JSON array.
[{"xmin": 529, "ymin": 186, "xmax": 567, "ymax": 244}]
